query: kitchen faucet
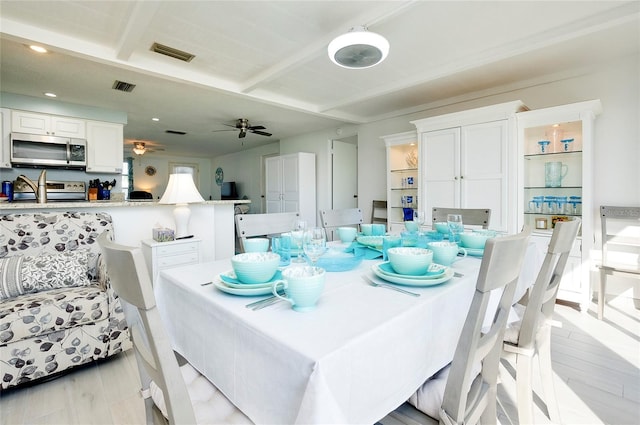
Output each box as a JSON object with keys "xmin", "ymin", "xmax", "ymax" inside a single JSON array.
[{"xmin": 16, "ymin": 170, "xmax": 47, "ymax": 203}]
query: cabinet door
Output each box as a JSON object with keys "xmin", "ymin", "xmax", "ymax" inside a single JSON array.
[
  {"xmin": 86, "ymin": 121, "xmax": 123, "ymax": 173},
  {"xmin": 281, "ymin": 155, "xmax": 300, "ymax": 213},
  {"xmin": 422, "ymin": 128, "xmax": 460, "ymax": 223},
  {"xmin": 12, "ymin": 111, "xmax": 49, "ymax": 135},
  {"xmin": 265, "ymin": 156, "xmax": 283, "ymax": 213},
  {"xmin": 0, "ymin": 108, "xmax": 10, "ymax": 168},
  {"xmin": 50, "ymin": 116, "xmax": 85, "ymax": 138},
  {"xmin": 461, "ymin": 120, "xmax": 509, "ymax": 231}
]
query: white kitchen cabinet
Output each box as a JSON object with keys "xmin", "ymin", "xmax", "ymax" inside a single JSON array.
[
  {"xmin": 0, "ymin": 108, "xmax": 10, "ymax": 168},
  {"xmin": 141, "ymin": 238, "xmax": 202, "ymax": 285},
  {"xmin": 412, "ymin": 101, "xmax": 526, "ymax": 233},
  {"xmin": 11, "ymin": 110, "xmax": 86, "ymax": 138},
  {"xmin": 517, "ymin": 99, "xmax": 602, "ymax": 310},
  {"xmin": 265, "ymin": 152, "xmax": 316, "ymax": 226},
  {"xmin": 86, "ymin": 120, "xmax": 123, "ymax": 173},
  {"xmin": 382, "ymin": 131, "xmax": 418, "ymax": 232}
]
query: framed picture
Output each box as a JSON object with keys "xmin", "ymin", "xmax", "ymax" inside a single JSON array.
[{"xmin": 535, "ymin": 217, "xmax": 548, "ymax": 230}]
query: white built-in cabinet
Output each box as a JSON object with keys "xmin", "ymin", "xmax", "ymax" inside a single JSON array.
[
  {"xmin": 411, "ymin": 101, "xmax": 526, "ymax": 233},
  {"xmin": 0, "ymin": 108, "xmax": 10, "ymax": 168},
  {"xmin": 11, "ymin": 110, "xmax": 86, "ymax": 138},
  {"xmin": 85, "ymin": 120, "xmax": 124, "ymax": 173},
  {"xmin": 517, "ymin": 100, "xmax": 602, "ymax": 311},
  {"xmin": 382, "ymin": 131, "xmax": 418, "ymax": 233},
  {"xmin": 265, "ymin": 152, "xmax": 316, "ymax": 226},
  {"xmin": 141, "ymin": 238, "xmax": 202, "ymax": 285}
]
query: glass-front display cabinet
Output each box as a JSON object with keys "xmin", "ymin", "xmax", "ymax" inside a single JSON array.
[
  {"xmin": 382, "ymin": 131, "xmax": 418, "ymax": 232},
  {"xmin": 517, "ymin": 99, "xmax": 602, "ymax": 310}
]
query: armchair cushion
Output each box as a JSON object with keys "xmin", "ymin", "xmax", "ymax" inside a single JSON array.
[{"xmin": 0, "ymin": 251, "xmax": 90, "ymax": 300}]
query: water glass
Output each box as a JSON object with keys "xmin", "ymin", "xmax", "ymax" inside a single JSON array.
[
  {"xmin": 303, "ymin": 227, "xmax": 327, "ymax": 265},
  {"xmin": 413, "ymin": 210, "xmax": 426, "ymax": 227},
  {"xmin": 272, "ymin": 236, "xmax": 291, "ymax": 267},
  {"xmin": 446, "ymin": 214, "xmax": 464, "ymax": 243},
  {"xmin": 291, "ymin": 219, "xmax": 308, "ymax": 263}
]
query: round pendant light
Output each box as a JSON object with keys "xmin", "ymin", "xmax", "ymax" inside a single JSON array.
[{"xmin": 328, "ymin": 26, "xmax": 389, "ymax": 69}]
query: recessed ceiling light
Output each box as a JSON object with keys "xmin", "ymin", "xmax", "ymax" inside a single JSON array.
[
  {"xmin": 29, "ymin": 45, "xmax": 48, "ymax": 53},
  {"xmin": 152, "ymin": 117, "xmax": 160, "ymax": 122},
  {"xmin": 44, "ymin": 92, "xmax": 57, "ymax": 98}
]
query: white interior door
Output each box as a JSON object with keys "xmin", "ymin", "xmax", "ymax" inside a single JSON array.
[{"xmin": 332, "ymin": 138, "xmax": 358, "ymax": 209}]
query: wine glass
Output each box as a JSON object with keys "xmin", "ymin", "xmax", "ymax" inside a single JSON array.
[
  {"xmin": 303, "ymin": 227, "xmax": 327, "ymax": 266},
  {"xmin": 413, "ymin": 210, "xmax": 426, "ymax": 229},
  {"xmin": 291, "ymin": 219, "xmax": 308, "ymax": 263},
  {"xmin": 446, "ymin": 214, "xmax": 464, "ymax": 243}
]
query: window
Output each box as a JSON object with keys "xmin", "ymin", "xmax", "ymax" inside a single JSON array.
[
  {"xmin": 169, "ymin": 162, "xmax": 199, "ymax": 187},
  {"xmin": 122, "ymin": 160, "xmax": 131, "ymax": 199}
]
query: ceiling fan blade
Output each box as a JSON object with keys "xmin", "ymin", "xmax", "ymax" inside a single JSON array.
[
  {"xmin": 250, "ymin": 130, "xmax": 272, "ymax": 137},
  {"xmin": 212, "ymin": 129, "xmax": 236, "ymax": 133},
  {"xmin": 247, "ymin": 125, "xmax": 266, "ymax": 131}
]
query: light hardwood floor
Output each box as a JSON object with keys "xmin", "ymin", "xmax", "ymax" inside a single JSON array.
[{"xmin": 1, "ymin": 297, "xmax": 638, "ymax": 425}]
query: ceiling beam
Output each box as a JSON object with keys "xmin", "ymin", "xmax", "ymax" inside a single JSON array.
[{"xmin": 116, "ymin": 1, "xmax": 162, "ymax": 61}]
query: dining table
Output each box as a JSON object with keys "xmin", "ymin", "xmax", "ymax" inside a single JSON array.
[{"xmin": 153, "ymin": 242, "xmax": 541, "ymax": 424}]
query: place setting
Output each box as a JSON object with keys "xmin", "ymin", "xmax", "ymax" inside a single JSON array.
[{"xmin": 370, "ymin": 247, "xmax": 455, "ymax": 287}]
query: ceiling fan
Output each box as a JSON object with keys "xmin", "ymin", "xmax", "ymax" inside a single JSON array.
[
  {"xmin": 215, "ymin": 118, "xmax": 272, "ymax": 139},
  {"xmin": 128, "ymin": 141, "xmax": 165, "ymax": 155}
]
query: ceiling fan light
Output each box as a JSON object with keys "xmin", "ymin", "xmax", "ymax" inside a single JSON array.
[
  {"xmin": 328, "ymin": 26, "xmax": 389, "ymax": 69},
  {"xmin": 133, "ymin": 142, "xmax": 146, "ymax": 155}
]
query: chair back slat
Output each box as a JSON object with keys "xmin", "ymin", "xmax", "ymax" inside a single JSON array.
[
  {"xmin": 235, "ymin": 212, "xmax": 300, "ymax": 252},
  {"xmin": 432, "ymin": 207, "xmax": 491, "ymax": 229},
  {"xmin": 372, "ymin": 200, "xmax": 388, "ymax": 224},
  {"xmin": 319, "ymin": 208, "xmax": 363, "ymax": 240}
]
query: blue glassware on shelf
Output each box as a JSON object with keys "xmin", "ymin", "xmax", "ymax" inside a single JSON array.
[
  {"xmin": 538, "ymin": 140, "xmax": 551, "ymax": 153},
  {"xmin": 561, "ymin": 138, "xmax": 574, "ymax": 152}
]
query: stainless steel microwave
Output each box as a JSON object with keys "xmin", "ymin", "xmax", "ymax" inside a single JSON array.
[{"xmin": 10, "ymin": 132, "xmax": 87, "ymax": 169}]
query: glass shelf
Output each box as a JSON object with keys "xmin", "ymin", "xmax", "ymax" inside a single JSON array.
[
  {"xmin": 524, "ymin": 150, "xmax": 582, "ymax": 159},
  {"xmin": 391, "ymin": 187, "xmax": 418, "ymax": 191},
  {"xmin": 390, "ymin": 168, "xmax": 418, "ymax": 173},
  {"xmin": 524, "ymin": 186, "xmax": 582, "ymax": 190}
]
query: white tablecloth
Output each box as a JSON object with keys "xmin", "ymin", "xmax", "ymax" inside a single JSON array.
[{"xmin": 154, "ymin": 244, "xmax": 541, "ymax": 424}]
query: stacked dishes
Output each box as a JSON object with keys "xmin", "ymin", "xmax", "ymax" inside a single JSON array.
[
  {"xmin": 215, "ymin": 252, "xmax": 281, "ymax": 296},
  {"xmin": 372, "ymin": 247, "xmax": 454, "ymax": 286},
  {"xmin": 457, "ymin": 230, "xmax": 497, "ymax": 257}
]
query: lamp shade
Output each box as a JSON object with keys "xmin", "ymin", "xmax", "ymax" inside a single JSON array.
[
  {"xmin": 159, "ymin": 173, "xmax": 205, "ymax": 205},
  {"xmin": 328, "ymin": 26, "xmax": 389, "ymax": 69}
]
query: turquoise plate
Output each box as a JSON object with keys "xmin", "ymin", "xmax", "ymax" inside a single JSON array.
[
  {"xmin": 377, "ymin": 261, "xmax": 447, "ymax": 280},
  {"xmin": 461, "ymin": 247, "xmax": 484, "ymax": 257},
  {"xmin": 219, "ymin": 270, "xmax": 282, "ymax": 288},
  {"xmin": 372, "ymin": 264, "xmax": 454, "ymax": 287},
  {"xmin": 214, "ymin": 280, "xmax": 273, "ymax": 296}
]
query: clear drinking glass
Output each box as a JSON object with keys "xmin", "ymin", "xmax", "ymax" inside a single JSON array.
[
  {"xmin": 291, "ymin": 219, "xmax": 308, "ymax": 263},
  {"xmin": 446, "ymin": 214, "xmax": 464, "ymax": 243},
  {"xmin": 303, "ymin": 227, "xmax": 327, "ymax": 266},
  {"xmin": 413, "ymin": 210, "xmax": 426, "ymax": 228}
]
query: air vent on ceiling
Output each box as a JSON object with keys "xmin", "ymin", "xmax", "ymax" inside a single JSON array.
[
  {"xmin": 151, "ymin": 42, "xmax": 195, "ymax": 62},
  {"xmin": 166, "ymin": 130, "xmax": 187, "ymax": 135},
  {"xmin": 112, "ymin": 80, "xmax": 136, "ymax": 92}
]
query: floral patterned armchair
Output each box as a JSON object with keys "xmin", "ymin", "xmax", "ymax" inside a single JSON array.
[{"xmin": 0, "ymin": 211, "xmax": 132, "ymax": 389}]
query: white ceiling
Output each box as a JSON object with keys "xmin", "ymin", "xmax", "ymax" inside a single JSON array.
[{"xmin": 1, "ymin": 1, "xmax": 638, "ymax": 158}]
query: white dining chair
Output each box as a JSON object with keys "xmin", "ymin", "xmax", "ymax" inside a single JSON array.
[
  {"xmin": 318, "ymin": 207, "xmax": 363, "ymax": 240},
  {"xmin": 432, "ymin": 207, "xmax": 491, "ymax": 229},
  {"xmin": 97, "ymin": 232, "xmax": 252, "ymax": 425},
  {"xmin": 380, "ymin": 226, "xmax": 531, "ymax": 425},
  {"xmin": 235, "ymin": 211, "xmax": 300, "ymax": 252},
  {"xmin": 597, "ymin": 206, "xmax": 640, "ymax": 320},
  {"xmin": 502, "ymin": 219, "xmax": 581, "ymax": 425}
]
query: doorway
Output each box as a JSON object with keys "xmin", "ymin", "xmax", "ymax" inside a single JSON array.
[{"xmin": 331, "ymin": 137, "xmax": 358, "ymax": 209}]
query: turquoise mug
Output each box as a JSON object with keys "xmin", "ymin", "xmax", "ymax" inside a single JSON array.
[
  {"xmin": 360, "ymin": 224, "xmax": 373, "ymax": 236},
  {"xmin": 244, "ymin": 237, "xmax": 270, "ymax": 252},
  {"xmin": 427, "ymin": 241, "xmax": 467, "ymax": 266},
  {"xmin": 372, "ymin": 223, "xmax": 386, "ymax": 236},
  {"xmin": 272, "ymin": 266, "xmax": 325, "ymax": 312}
]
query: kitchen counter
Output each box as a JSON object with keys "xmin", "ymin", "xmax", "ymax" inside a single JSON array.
[
  {"xmin": 1, "ymin": 199, "xmax": 251, "ymax": 260},
  {"xmin": 0, "ymin": 199, "xmax": 250, "ymax": 210}
]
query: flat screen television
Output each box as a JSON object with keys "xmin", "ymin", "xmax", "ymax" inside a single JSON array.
[{"xmin": 221, "ymin": 181, "xmax": 239, "ymax": 200}]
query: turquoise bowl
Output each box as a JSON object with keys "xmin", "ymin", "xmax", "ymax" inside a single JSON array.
[
  {"xmin": 459, "ymin": 232, "xmax": 492, "ymax": 249},
  {"xmin": 434, "ymin": 222, "xmax": 449, "ymax": 234},
  {"xmin": 387, "ymin": 247, "xmax": 433, "ymax": 276},
  {"xmin": 243, "ymin": 237, "xmax": 270, "ymax": 252},
  {"xmin": 231, "ymin": 252, "xmax": 280, "ymax": 283}
]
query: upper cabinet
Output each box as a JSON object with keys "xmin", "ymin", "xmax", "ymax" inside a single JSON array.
[
  {"xmin": 382, "ymin": 131, "xmax": 418, "ymax": 232},
  {"xmin": 11, "ymin": 110, "xmax": 86, "ymax": 138},
  {"xmin": 517, "ymin": 99, "xmax": 602, "ymax": 310},
  {"xmin": 86, "ymin": 121, "xmax": 124, "ymax": 173},
  {"xmin": 412, "ymin": 101, "xmax": 526, "ymax": 233}
]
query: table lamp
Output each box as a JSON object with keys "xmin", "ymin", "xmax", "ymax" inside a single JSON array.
[{"xmin": 159, "ymin": 173, "xmax": 205, "ymax": 238}]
